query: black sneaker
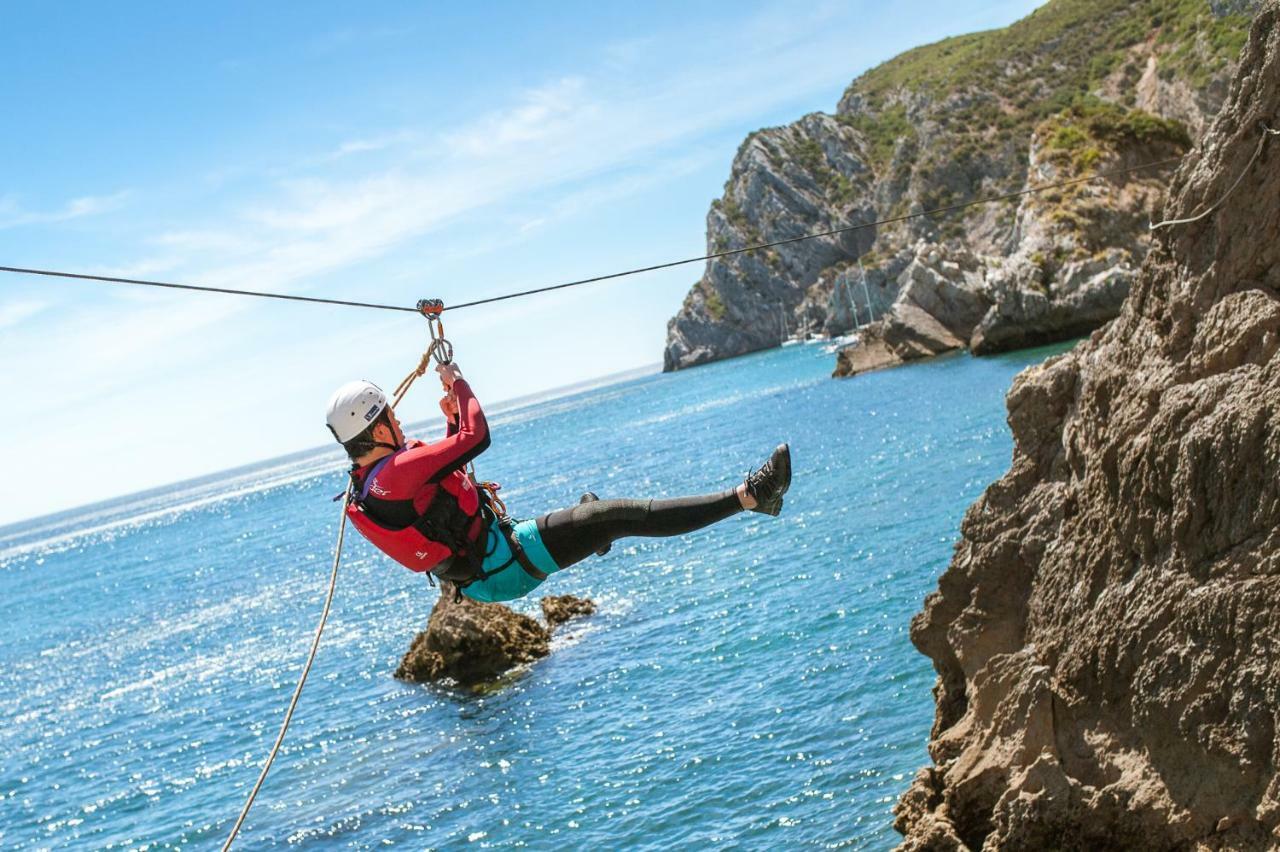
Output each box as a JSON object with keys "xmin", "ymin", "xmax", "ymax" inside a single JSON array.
[
  {"xmin": 579, "ymin": 492, "xmax": 611, "ymax": 555},
  {"xmin": 744, "ymin": 444, "xmax": 791, "ymax": 516}
]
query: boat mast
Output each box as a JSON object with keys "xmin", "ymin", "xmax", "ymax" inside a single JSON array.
[{"xmin": 857, "ymin": 256, "xmax": 875, "ymax": 325}]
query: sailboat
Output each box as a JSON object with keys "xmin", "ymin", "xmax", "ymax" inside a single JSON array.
[
  {"xmin": 779, "ymin": 301, "xmax": 805, "ymax": 346},
  {"xmin": 823, "ymin": 257, "xmax": 876, "ymax": 353}
]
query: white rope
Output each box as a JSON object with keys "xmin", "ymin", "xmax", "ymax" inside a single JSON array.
[
  {"xmin": 1150, "ymin": 124, "xmax": 1279, "ymax": 230},
  {"xmin": 222, "ymin": 493, "xmax": 351, "ymax": 850}
]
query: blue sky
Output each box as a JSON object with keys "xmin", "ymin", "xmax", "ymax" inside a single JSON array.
[{"xmin": 0, "ymin": 1, "xmax": 1045, "ymax": 525}]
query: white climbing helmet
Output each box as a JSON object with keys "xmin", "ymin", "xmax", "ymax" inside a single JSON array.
[{"xmin": 326, "ymin": 380, "xmax": 389, "ymax": 443}]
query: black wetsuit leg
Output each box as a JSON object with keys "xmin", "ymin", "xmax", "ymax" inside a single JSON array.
[{"xmin": 535, "ymin": 490, "xmax": 742, "ymax": 570}]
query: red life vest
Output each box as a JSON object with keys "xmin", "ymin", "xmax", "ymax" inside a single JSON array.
[{"xmin": 345, "ymin": 451, "xmax": 490, "ymax": 584}]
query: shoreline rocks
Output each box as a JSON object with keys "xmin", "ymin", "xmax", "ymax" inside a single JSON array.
[
  {"xmin": 894, "ymin": 5, "xmax": 1280, "ymax": 848},
  {"xmin": 395, "ymin": 584, "xmax": 596, "ymax": 687}
]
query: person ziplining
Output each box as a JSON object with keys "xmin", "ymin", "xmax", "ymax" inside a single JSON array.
[
  {"xmin": 88, "ymin": 133, "xmax": 1260, "ymax": 845},
  {"xmin": 324, "ymin": 362, "xmax": 792, "ymax": 603},
  {"xmin": 222, "ymin": 302, "xmax": 791, "ymax": 848}
]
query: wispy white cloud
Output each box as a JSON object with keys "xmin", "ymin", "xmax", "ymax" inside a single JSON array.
[
  {"xmin": 129, "ymin": 17, "xmax": 862, "ymax": 308},
  {"xmin": 305, "ymin": 131, "xmax": 422, "ymax": 167},
  {"xmin": 334, "ymin": 139, "xmax": 388, "ymax": 157},
  {"xmin": 0, "ymin": 298, "xmax": 49, "ymax": 329},
  {"xmin": 0, "ymin": 191, "xmax": 129, "ymax": 230},
  {"xmin": 513, "ymin": 148, "xmax": 716, "ymax": 236},
  {"xmin": 97, "ymin": 256, "xmax": 186, "ymax": 280},
  {"xmin": 1, "ymin": 0, "xmax": 955, "ymax": 524},
  {"xmin": 0, "ymin": 293, "xmax": 245, "ymax": 422},
  {"xmin": 151, "ymin": 229, "xmax": 261, "ymax": 254},
  {"xmin": 443, "ymin": 77, "xmax": 590, "ymax": 158}
]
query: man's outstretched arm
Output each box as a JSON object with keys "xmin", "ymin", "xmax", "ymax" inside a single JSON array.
[
  {"xmin": 431, "ymin": 377, "xmax": 490, "ymax": 478},
  {"xmin": 383, "ymin": 365, "xmax": 491, "ymax": 487}
]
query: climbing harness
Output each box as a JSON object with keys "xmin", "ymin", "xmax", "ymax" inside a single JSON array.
[
  {"xmin": 344, "ymin": 447, "xmax": 491, "ymax": 587},
  {"xmin": 1150, "ymin": 123, "xmax": 1278, "ymax": 230}
]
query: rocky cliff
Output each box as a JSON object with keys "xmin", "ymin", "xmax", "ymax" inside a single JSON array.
[
  {"xmin": 664, "ymin": 0, "xmax": 1259, "ymax": 373},
  {"xmin": 894, "ymin": 3, "xmax": 1280, "ymax": 848}
]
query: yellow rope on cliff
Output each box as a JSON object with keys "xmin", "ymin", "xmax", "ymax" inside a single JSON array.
[{"xmin": 1150, "ymin": 123, "xmax": 1279, "ymax": 231}]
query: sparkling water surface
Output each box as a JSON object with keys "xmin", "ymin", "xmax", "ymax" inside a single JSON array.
[{"xmin": 0, "ymin": 342, "xmax": 1068, "ymax": 849}]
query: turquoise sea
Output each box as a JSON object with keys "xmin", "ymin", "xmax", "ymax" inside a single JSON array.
[{"xmin": 0, "ymin": 341, "xmax": 1067, "ymax": 849}]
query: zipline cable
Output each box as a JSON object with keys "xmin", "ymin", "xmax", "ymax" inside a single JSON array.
[
  {"xmin": 0, "ymin": 265, "xmax": 419, "ymax": 313},
  {"xmin": 445, "ymin": 155, "xmax": 1187, "ymax": 311},
  {"xmin": 222, "ymin": 494, "xmax": 351, "ymax": 851},
  {"xmin": 0, "ymin": 154, "xmax": 1187, "ymax": 315}
]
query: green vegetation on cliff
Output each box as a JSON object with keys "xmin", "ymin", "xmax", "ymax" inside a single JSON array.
[
  {"xmin": 1042, "ymin": 96, "xmax": 1192, "ymax": 170},
  {"xmin": 849, "ymin": 0, "xmax": 1250, "ymax": 118},
  {"xmin": 666, "ymin": 0, "xmax": 1255, "ymax": 372},
  {"xmin": 826, "ymin": 0, "xmax": 1242, "ymax": 232},
  {"xmin": 837, "ymin": 103, "xmax": 915, "ymax": 166},
  {"xmin": 704, "ymin": 287, "xmax": 727, "ymax": 320}
]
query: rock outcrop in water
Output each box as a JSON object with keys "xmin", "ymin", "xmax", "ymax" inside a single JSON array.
[
  {"xmin": 664, "ymin": 0, "xmax": 1260, "ymax": 374},
  {"xmin": 895, "ymin": 5, "xmax": 1280, "ymax": 848},
  {"xmin": 540, "ymin": 594, "xmax": 597, "ymax": 628},
  {"xmin": 395, "ymin": 585, "xmax": 596, "ymax": 687}
]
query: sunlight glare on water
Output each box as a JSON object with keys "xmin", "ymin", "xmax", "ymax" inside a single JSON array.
[{"xmin": 0, "ymin": 342, "xmax": 1070, "ymax": 849}]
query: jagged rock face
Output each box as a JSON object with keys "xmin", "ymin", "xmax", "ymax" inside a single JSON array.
[
  {"xmin": 833, "ymin": 109, "xmax": 1189, "ymax": 378},
  {"xmin": 666, "ymin": 0, "xmax": 1259, "ymax": 373},
  {"xmin": 664, "ymin": 113, "xmax": 874, "ymax": 370},
  {"xmin": 395, "ymin": 585, "xmax": 595, "ymax": 687},
  {"xmin": 895, "ymin": 6, "xmax": 1280, "ymax": 850},
  {"xmin": 832, "ymin": 242, "xmax": 988, "ymax": 377},
  {"xmin": 968, "ymin": 119, "xmax": 1184, "ymax": 355}
]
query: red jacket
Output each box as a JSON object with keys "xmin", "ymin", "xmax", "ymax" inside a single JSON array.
[{"xmin": 346, "ymin": 379, "xmax": 491, "ymax": 575}]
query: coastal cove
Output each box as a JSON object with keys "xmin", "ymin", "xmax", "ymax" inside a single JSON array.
[{"xmin": 0, "ymin": 341, "xmax": 1070, "ymax": 848}]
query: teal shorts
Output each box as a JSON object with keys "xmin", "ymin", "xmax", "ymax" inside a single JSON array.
[{"xmin": 461, "ymin": 518, "xmax": 562, "ymax": 603}]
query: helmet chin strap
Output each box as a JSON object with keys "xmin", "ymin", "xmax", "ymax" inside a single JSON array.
[{"xmin": 372, "ymin": 409, "xmax": 404, "ymax": 452}]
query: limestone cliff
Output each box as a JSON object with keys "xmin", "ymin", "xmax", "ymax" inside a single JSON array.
[
  {"xmin": 895, "ymin": 4, "xmax": 1280, "ymax": 848},
  {"xmin": 665, "ymin": 0, "xmax": 1259, "ymax": 373},
  {"xmin": 835, "ymin": 112, "xmax": 1190, "ymax": 378}
]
